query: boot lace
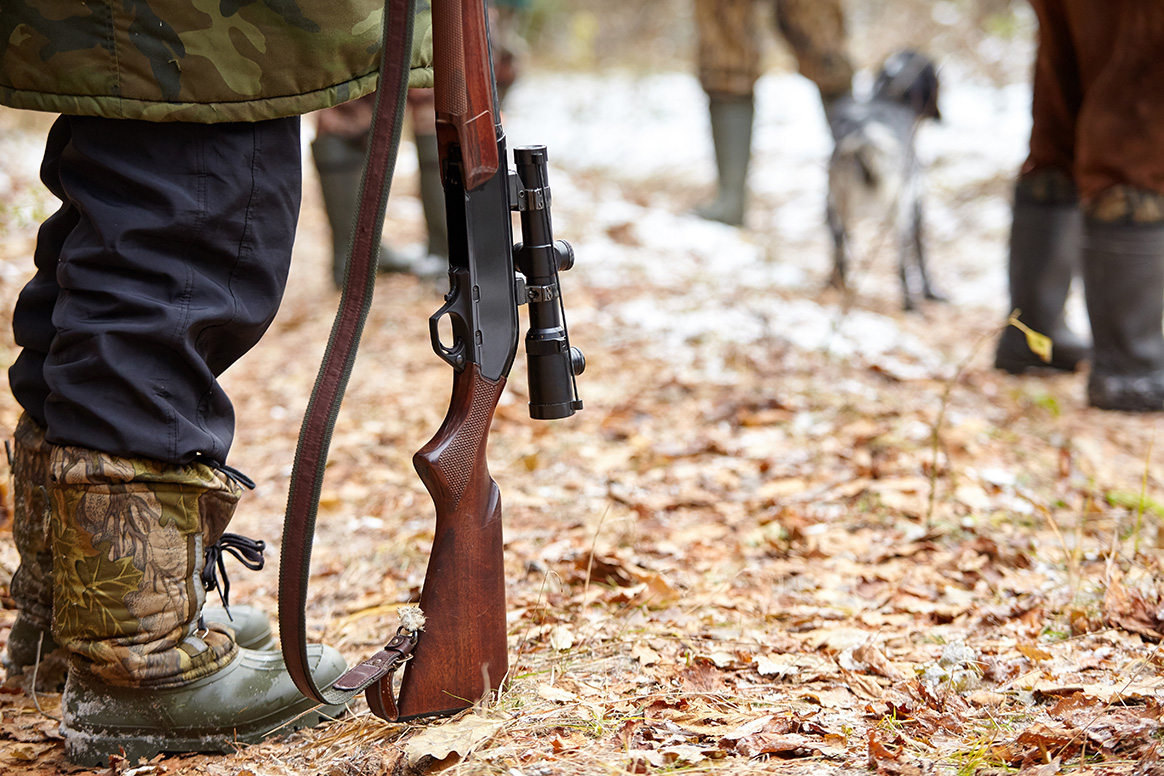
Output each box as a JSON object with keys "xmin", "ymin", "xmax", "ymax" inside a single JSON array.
[
  {"xmin": 195, "ymin": 458, "xmax": 261, "ymax": 622},
  {"xmin": 197, "ymin": 457, "xmax": 257, "ymax": 491},
  {"xmin": 202, "ymin": 533, "xmax": 266, "ymax": 620}
]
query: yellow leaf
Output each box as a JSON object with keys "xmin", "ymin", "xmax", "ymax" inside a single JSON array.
[
  {"xmin": 8, "ymin": 744, "xmax": 41, "ymax": 761},
  {"xmin": 1007, "ymin": 311, "xmax": 1053, "ymax": 363},
  {"xmin": 1024, "ymin": 330, "xmax": 1053, "ymax": 363}
]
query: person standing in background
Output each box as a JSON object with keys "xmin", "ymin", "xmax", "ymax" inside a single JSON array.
[
  {"xmin": 994, "ymin": 2, "xmax": 1164, "ymax": 412},
  {"xmin": 312, "ymin": 0, "xmax": 529, "ymax": 290},
  {"xmin": 312, "ymin": 90, "xmax": 448, "ymax": 288},
  {"xmin": 693, "ymin": 0, "xmax": 854, "ymax": 226}
]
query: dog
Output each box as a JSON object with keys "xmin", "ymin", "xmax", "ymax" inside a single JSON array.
[{"xmin": 825, "ymin": 50, "xmax": 943, "ymax": 311}]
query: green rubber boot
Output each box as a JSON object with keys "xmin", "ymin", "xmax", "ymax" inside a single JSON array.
[
  {"xmin": 312, "ymin": 132, "xmax": 442, "ymax": 287},
  {"xmin": 48, "ymin": 446, "xmax": 345, "ymax": 766},
  {"xmin": 694, "ymin": 94, "xmax": 754, "ymax": 227},
  {"xmin": 62, "ymin": 646, "xmax": 344, "ymax": 765}
]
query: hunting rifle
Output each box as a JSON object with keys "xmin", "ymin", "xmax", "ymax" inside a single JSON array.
[{"xmin": 279, "ymin": 0, "xmax": 584, "ymax": 722}]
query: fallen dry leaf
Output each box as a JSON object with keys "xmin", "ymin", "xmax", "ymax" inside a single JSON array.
[
  {"xmin": 403, "ymin": 715, "xmax": 504, "ymax": 766},
  {"xmin": 536, "ymin": 683, "xmax": 578, "ymax": 703},
  {"xmin": 735, "ymin": 732, "xmax": 840, "ymax": 759},
  {"xmin": 1104, "ymin": 569, "xmax": 1164, "ymax": 641}
]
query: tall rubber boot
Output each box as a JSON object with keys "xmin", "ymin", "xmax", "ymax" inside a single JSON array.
[
  {"xmin": 3, "ymin": 416, "xmax": 274, "ymax": 691},
  {"xmin": 994, "ymin": 188, "xmax": 1092, "ymax": 373},
  {"xmin": 694, "ymin": 94, "xmax": 754, "ymax": 227},
  {"xmin": 311, "ymin": 132, "xmax": 367, "ymax": 289},
  {"xmin": 416, "ymin": 131, "xmax": 448, "ymax": 260},
  {"xmin": 49, "ymin": 447, "xmax": 346, "ymax": 766},
  {"xmin": 1083, "ymin": 220, "xmax": 1164, "ymax": 411},
  {"xmin": 312, "ymin": 133, "xmax": 418, "ymax": 288}
]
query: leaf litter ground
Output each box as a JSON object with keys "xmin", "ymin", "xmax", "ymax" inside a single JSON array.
[{"xmin": 2, "ymin": 31, "xmax": 1164, "ymax": 776}]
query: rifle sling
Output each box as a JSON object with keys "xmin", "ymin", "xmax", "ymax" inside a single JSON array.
[{"xmin": 277, "ymin": 0, "xmax": 420, "ymax": 718}]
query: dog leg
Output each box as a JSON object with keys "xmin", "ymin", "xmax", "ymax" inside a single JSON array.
[
  {"xmin": 894, "ymin": 198, "xmax": 919, "ymax": 310},
  {"xmin": 898, "ymin": 235, "xmax": 918, "ymax": 311},
  {"xmin": 912, "ymin": 200, "xmax": 947, "ymax": 303},
  {"xmin": 827, "ymin": 201, "xmax": 848, "ymax": 290}
]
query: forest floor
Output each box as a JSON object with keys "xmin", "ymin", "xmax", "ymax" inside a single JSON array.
[{"xmin": 2, "ymin": 10, "xmax": 1164, "ymax": 774}]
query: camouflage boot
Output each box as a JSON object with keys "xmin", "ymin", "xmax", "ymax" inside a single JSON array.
[
  {"xmin": 3, "ymin": 417, "xmax": 273, "ymax": 690},
  {"xmin": 3, "ymin": 414, "xmax": 67, "ymax": 689},
  {"xmin": 49, "ymin": 447, "xmax": 346, "ymax": 766}
]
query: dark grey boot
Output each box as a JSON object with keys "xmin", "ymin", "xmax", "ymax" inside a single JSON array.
[
  {"xmin": 995, "ymin": 195, "xmax": 1091, "ymax": 373},
  {"xmin": 694, "ymin": 94, "xmax": 754, "ymax": 227},
  {"xmin": 1084, "ymin": 220, "xmax": 1164, "ymax": 411},
  {"xmin": 416, "ymin": 132, "xmax": 448, "ymax": 260},
  {"xmin": 312, "ymin": 133, "xmax": 428, "ymax": 289},
  {"xmin": 311, "ymin": 133, "xmax": 368, "ymax": 289}
]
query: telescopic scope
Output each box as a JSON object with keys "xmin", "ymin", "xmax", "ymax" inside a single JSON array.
[{"xmin": 512, "ymin": 145, "xmax": 584, "ymax": 420}]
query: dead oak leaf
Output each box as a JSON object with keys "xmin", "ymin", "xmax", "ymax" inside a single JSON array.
[
  {"xmin": 403, "ymin": 715, "xmax": 504, "ymax": 767},
  {"xmin": 867, "ymin": 728, "xmax": 906, "ymax": 763},
  {"xmin": 990, "ymin": 722, "xmax": 1078, "ymax": 763},
  {"xmin": 848, "ymin": 643, "xmax": 909, "ymax": 681},
  {"xmin": 632, "ymin": 642, "xmax": 661, "ymax": 666},
  {"xmin": 720, "ymin": 714, "xmax": 776, "ymax": 742},
  {"xmin": 1103, "ymin": 569, "xmax": 1164, "ymax": 641},
  {"xmin": 660, "ymin": 744, "xmax": 712, "ymax": 765},
  {"xmin": 536, "ymin": 683, "xmax": 578, "ymax": 703},
  {"xmin": 735, "ymin": 732, "xmax": 838, "ymax": 759},
  {"xmin": 678, "ymin": 662, "xmax": 730, "ymax": 694},
  {"xmin": 1080, "ymin": 711, "xmax": 1160, "ymax": 752},
  {"xmin": 1018, "ymin": 643, "xmax": 1053, "ymax": 662},
  {"xmin": 3, "ymin": 742, "xmax": 51, "ymax": 762},
  {"xmin": 1048, "ymin": 696, "xmax": 1162, "ymax": 753}
]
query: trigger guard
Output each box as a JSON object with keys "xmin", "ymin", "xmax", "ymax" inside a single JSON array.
[{"xmin": 428, "ymin": 309, "xmax": 467, "ymax": 369}]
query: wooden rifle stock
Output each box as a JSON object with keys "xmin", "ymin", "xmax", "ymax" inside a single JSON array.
[
  {"xmin": 392, "ymin": 0, "xmax": 515, "ymax": 720},
  {"xmin": 394, "ymin": 364, "xmax": 509, "ymax": 718},
  {"xmin": 393, "ymin": 0, "xmax": 581, "ymax": 720},
  {"xmin": 432, "ymin": 0, "xmax": 499, "ymax": 190}
]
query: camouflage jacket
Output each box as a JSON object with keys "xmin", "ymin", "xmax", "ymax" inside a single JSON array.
[{"xmin": 0, "ymin": 1, "xmax": 434, "ymax": 123}]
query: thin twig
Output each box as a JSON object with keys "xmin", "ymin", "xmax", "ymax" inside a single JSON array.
[
  {"xmin": 30, "ymin": 631, "xmax": 61, "ymax": 722},
  {"xmin": 925, "ymin": 324, "xmax": 1001, "ymax": 528},
  {"xmin": 583, "ymin": 503, "xmax": 612, "ymax": 600}
]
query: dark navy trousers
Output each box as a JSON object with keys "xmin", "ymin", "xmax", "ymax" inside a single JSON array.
[{"xmin": 10, "ymin": 115, "xmax": 302, "ymax": 465}]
